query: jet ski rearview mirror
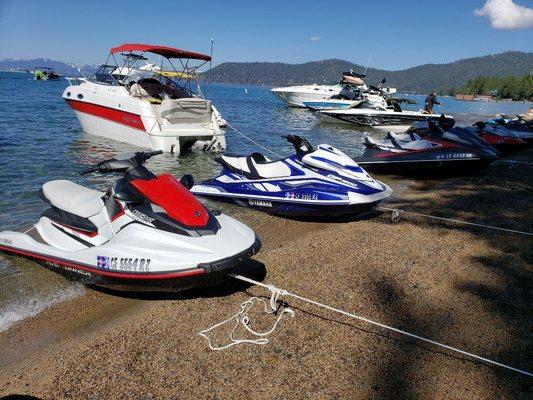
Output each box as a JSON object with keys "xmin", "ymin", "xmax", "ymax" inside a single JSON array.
[
  {"xmin": 180, "ymin": 174, "xmax": 194, "ymax": 190},
  {"xmin": 281, "ymin": 135, "xmax": 314, "ymax": 156},
  {"xmin": 79, "ymin": 150, "xmax": 163, "ymax": 176}
]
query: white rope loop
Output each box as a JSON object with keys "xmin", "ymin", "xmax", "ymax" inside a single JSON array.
[
  {"xmin": 198, "ymin": 274, "xmax": 533, "ymax": 377},
  {"xmin": 198, "ymin": 283, "xmax": 294, "ymax": 351}
]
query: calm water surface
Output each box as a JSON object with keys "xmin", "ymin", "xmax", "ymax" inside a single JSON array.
[{"xmin": 0, "ymin": 71, "xmax": 530, "ymax": 329}]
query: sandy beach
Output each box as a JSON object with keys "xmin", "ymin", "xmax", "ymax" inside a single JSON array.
[{"xmin": 1, "ymin": 149, "xmax": 532, "ymax": 400}]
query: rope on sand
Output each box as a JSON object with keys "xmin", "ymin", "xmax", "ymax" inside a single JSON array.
[
  {"xmin": 198, "ymin": 286, "xmax": 294, "ymax": 350},
  {"xmin": 226, "ymin": 122, "xmax": 284, "ymax": 158},
  {"xmin": 377, "ymin": 207, "xmax": 533, "ymax": 236},
  {"xmin": 198, "ymin": 274, "xmax": 533, "ymax": 377}
]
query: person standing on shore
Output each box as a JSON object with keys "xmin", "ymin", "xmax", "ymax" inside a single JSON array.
[{"xmin": 424, "ymin": 92, "xmax": 440, "ymax": 114}]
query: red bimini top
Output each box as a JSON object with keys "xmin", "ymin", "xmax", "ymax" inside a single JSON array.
[
  {"xmin": 130, "ymin": 174, "xmax": 209, "ymax": 227},
  {"xmin": 110, "ymin": 43, "xmax": 211, "ymax": 61}
]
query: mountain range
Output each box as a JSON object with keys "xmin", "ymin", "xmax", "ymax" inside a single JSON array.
[
  {"xmin": 2, "ymin": 51, "xmax": 532, "ymax": 93},
  {"xmin": 202, "ymin": 51, "xmax": 533, "ymax": 93},
  {"xmin": 0, "ymin": 58, "xmax": 98, "ymax": 76}
]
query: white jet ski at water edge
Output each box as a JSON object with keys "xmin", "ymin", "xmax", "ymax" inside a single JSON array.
[
  {"xmin": 191, "ymin": 135, "xmax": 393, "ymax": 218},
  {"xmin": 0, "ymin": 151, "xmax": 260, "ymax": 291}
]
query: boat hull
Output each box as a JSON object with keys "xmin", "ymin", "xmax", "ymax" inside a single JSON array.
[
  {"xmin": 271, "ymin": 85, "xmax": 341, "ymax": 107},
  {"xmin": 318, "ymin": 109, "xmax": 453, "ymax": 132},
  {"xmin": 63, "ymin": 83, "xmax": 226, "ymax": 154}
]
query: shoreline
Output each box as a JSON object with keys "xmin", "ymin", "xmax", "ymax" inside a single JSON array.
[{"xmin": 1, "ymin": 149, "xmax": 532, "ymax": 399}]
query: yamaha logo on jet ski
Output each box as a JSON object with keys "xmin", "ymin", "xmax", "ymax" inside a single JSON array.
[
  {"xmin": 0, "ymin": 150, "xmax": 261, "ymax": 292},
  {"xmin": 192, "ymin": 135, "xmax": 392, "ymax": 218},
  {"xmin": 249, "ymin": 199, "xmax": 273, "ymax": 207},
  {"xmin": 325, "ymin": 174, "xmax": 359, "ymax": 188}
]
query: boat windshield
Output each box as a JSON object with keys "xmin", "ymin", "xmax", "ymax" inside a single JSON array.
[{"xmin": 88, "ymin": 51, "xmax": 206, "ymax": 99}]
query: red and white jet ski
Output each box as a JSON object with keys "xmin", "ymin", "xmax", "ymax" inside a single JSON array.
[{"xmin": 0, "ymin": 151, "xmax": 260, "ymax": 291}]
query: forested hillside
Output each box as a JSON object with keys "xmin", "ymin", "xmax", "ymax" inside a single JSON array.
[{"xmin": 202, "ymin": 52, "xmax": 533, "ymax": 93}]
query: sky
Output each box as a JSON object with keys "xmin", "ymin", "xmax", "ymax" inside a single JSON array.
[{"xmin": 0, "ymin": 0, "xmax": 532, "ymax": 70}]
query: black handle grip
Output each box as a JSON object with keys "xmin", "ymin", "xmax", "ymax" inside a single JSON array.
[
  {"xmin": 143, "ymin": 150, "xmax": 163, "ymax": 158},
  {"xmin": 79, "ymin": 165, "xmax": 99, "ymax": 176}
]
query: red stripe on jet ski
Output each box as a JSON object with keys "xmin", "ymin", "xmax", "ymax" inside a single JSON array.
[
  {"xmin": 0, "ymin": 245, "xmax": 205, "ymax": 280},
  {"xmin": 66, "ymin": 99, "xmax": 146, "ymax": 132}
]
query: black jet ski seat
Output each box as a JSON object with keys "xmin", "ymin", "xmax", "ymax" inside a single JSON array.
[
  {"xmin": 364, "ymin": 132, "xmax": 439, "ymax": 152},
  {"xmin": 40, "ymin": 180, "xmax": 105, "ymax": 218},
  {"xmin": 216, "ymin": 153, "xmax": 292, "ymax": 179}
]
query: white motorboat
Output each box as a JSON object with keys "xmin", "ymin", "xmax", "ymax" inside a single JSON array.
[
  {"xmin": 271, "ymin": 72, "xmax": 394, "ymax": 110},
  {"xmin": 63, "ymin": 43, "xmax": 226, "ymax": 155},
  {"xmin": 271, "ymin": 83, "xmax": 343, "ymax": 108}
]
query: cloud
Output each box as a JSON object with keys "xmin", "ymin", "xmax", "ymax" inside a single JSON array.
[
  {"xmin": 310, "ymin": 36, "xmax": 322, "ymax": 41},
  {"xmin": 474, "ymin": 0, "xmax": 533, "ymax": 29}
]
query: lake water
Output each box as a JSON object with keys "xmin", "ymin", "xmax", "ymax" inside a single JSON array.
[{"xmin": 0, "ymin": 70, "xmax": 530, "ymax": 330}]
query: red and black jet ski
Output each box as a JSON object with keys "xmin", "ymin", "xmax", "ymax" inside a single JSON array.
[
  {"xmin": 354, "ymin": 121, "xmax": 499, "ymax": 176},
  {"xmin": 469, "ymin": 121, "xmax": 528, "ymax": 154}
]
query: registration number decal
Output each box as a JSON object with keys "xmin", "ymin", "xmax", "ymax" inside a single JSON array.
[
  {"xmin": 436, "ymin": 153, "xmax": 474, "ymax": 159},
  {"xmin": 97, "ymin": 255, "xmax": 151, "ymax": 271}
]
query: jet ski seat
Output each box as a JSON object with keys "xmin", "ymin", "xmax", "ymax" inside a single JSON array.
[
  {"xmin": 217, "ymin": 153, "xmax": 292, "ymax": 179},
  {"xmin": 41, "ymin": 180, "xmax": 104, "ymax": 218},
  {"xmin": 365, "ymin": 132, "xmax": 438, "ymax": 151}
]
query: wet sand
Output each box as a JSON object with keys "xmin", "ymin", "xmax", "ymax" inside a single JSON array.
[{"xmin": 1, "ymin": 149, "xmax": 532, "ymax": 399}]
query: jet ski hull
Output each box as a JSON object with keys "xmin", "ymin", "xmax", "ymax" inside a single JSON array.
[
  {"xmin": 0, "ymin": 237, "xmax": 261, "ymax": 292},
  {"xmin": 192, "ymin": 138, "xmax": 393, "ymax": 219},
  {"xmin": 355, "ymin": 157, "xmax": 495, "ymax": 176},
  {"xmin": 198, "ymin": 193, "xmax": 381, "ymax": 218}
]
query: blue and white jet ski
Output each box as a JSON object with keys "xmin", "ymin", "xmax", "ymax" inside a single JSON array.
[{"xmin": 191, "ymin": 135, "xmax": 392, "ymax": 218}]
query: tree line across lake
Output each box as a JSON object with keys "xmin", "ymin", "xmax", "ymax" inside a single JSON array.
[{"xmin": 447, "ymin": 74, "xmax": 533, "ymax": 101}]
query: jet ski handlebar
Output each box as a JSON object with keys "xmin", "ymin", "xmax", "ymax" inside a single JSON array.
[
  {"xmin": 80, "ymin": 150, "xmax": 163, "ymax": 175},
  {"xmin": 281, "ymin": 135, "xmax": 314, "ymax": 156}
]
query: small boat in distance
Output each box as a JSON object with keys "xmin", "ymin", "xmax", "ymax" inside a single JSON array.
[
  {"xmin": 34, "ymin": 66, "xmax": 62, "ymax": 80},
  {"xmin": 62, "ymin": 43, "xmax": 227, "ymax": 155},
  {"xmin": 271, "ymin": 71, "xmax": 397, "ymax": 109}
]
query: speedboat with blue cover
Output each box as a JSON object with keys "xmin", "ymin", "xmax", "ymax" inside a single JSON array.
[{"xmin": 191, "ymin": 135, "xmax": 392, "ymax": 218}]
